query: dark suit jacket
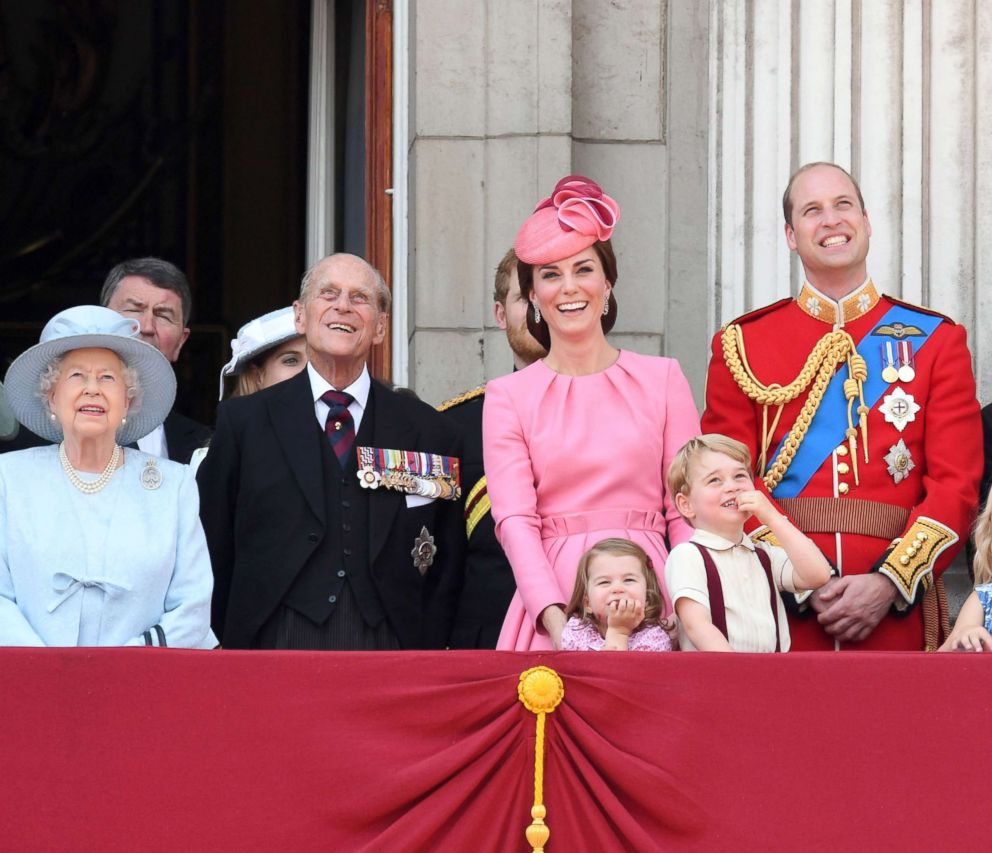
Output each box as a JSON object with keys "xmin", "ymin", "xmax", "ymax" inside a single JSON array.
[
  {"xmin": 197, "ymin": 369, "xmax": 465, "ymax": 649},
  {"xmin": 440, "ymin": 391, "xmax": 516, "ymax": 648},
  {"xmin": 0, "ymin": 426, "xmax": 47, "ymax": 453},
  {"xmin": 163, "ymin": 410, "xmax": 212, "ymax": 465}
]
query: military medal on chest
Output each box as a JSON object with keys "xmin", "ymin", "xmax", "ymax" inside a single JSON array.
[
  {"xmin": 356, "ymin": 446, "xmax": 461, "ymax": 500},
  {"xmin": 880, "ymin": 342, "xmax": 899, "ymax": 384},
  {"xmin": 875, "ymin": 322, "xmax": 924, "ymax": 384},
  {"xmin": 896, "ymin": 341, "xmax": 916, "ymax": 382},
  {"xmin": 879, "ymin": 387, "xmax": 920, "ymax": 433}
]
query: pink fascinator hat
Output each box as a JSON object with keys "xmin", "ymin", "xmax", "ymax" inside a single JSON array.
[{"xmin": 514, "ymin": 175, "xmax": 620, "ymax": 265}]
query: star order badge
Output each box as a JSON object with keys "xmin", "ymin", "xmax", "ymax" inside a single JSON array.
[
  {"xmin": 879, "ymin": 387, "xmax": 920, "ymax": 433},
  {"xmin": 411, "ymin": 526, "xmax": 437, "ymax": 575},
  {"xmin": 884, "ymin": 439, "xmax": 915, "ymax": 484},
  {"xmin": 140, "ymin": 458, "xmax": 162, "ymax": 490}
]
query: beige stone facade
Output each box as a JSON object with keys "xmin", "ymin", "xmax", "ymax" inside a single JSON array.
[
  {"xmin": 401, "ymin": 0, "xmax": 991, "ymax": 418},
  {"xmin": 405, "ymin": 0, "xmax": 709, "ymax": 406}
]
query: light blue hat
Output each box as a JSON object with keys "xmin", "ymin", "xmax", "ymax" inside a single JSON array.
[{"xmin": 3, "ymin": 305, "xmax": 177, "ymax": 444}]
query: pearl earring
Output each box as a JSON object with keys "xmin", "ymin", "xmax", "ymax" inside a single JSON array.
[
  {"xmin": 50, "ymin": 412, "xmax": 57, "ymax": 422},
  {"xmin": 121, "ymin": 416, "xmax": 127, "ymax": 426},
  {"xmin": 533, "ymin": 303, "xmax": 542, "ymax": 324}
]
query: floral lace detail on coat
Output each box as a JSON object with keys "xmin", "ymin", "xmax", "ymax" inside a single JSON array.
[{"xmin": 560, "ymin": 616, "xmax": 672, "ymax": 651}]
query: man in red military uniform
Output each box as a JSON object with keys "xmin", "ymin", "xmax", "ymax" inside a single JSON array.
[{"xmin": 702, "ymin": 162, "xmax": 981, "ymax": 650}]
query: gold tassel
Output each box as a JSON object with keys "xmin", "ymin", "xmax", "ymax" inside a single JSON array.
[
  {"xmin": 848, "ymin": 352, "xmax": 870, "ymax": 464},
  {"xmin": 518, "ymin": 666, "xmax": 565, "ymax": 853}
]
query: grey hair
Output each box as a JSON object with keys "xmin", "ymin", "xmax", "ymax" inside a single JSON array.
[
  {"xmin": 298, "ymin": 253, "xmax": 392, "ymax": 315},
  {"xmin": 36, "ymin": 354, "xmax": 144, "ymax": 417},
  {"xmin": 100, "ymin": 257, "xmax": 193, "ymax": 325}
]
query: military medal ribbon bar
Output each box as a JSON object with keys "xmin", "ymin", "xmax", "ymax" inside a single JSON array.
[{"xmin": 356, "ymin": 445, "xmax": 461, "ymax": 500}]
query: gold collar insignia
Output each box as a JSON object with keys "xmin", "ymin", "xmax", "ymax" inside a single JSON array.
[{"xmin": 796, "ymin": 279, "xmax": 879, "ymax": 326}]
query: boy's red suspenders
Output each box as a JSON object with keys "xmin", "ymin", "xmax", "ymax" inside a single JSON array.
[{"xmin": 690, "ymin": 542, "xmax": 781, "ymax": 652}]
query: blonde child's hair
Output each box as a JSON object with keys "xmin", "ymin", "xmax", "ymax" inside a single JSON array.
[
  {"xmin": 565, "ymin": 538, "xmax": 664, "ymax": 628},
  {"xmin": 666, "ymin": 433, "xmax": 753, "ymax": 499},
  {"xmin": 973, "ymin": 491, "xmax": 992, "ymax": 585}
]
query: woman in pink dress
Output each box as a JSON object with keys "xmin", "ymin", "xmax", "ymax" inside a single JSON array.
[{"xmin": 483, "ymin": 176, "xmax": 700, "ymax": 650}]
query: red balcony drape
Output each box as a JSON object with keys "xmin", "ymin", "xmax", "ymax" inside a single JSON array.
[{"xmin": 0, "ymin": 649, "xmax": 984, "ymax": 851}]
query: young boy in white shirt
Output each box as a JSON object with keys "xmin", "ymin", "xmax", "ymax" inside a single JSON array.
[{"xmin": 664, "ymin": 434, "xmax": 831, "ymax": 652}]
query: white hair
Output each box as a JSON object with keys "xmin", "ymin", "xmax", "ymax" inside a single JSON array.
[
  {"xmin": 298, "ymin": 253, "xmax": 392, "ymax": 314},
  {"xmin": 36, "ymin": 352, "xmax": 144, "ymax": 416}
]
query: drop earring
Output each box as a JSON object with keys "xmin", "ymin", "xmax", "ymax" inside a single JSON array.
[
  {"xmin": 533, "ymin": 302, "xmax": 542, "ymax": 324},
  {"xmin": 603, "ymin": 292, "xmax": 610, "ymax": 316}
]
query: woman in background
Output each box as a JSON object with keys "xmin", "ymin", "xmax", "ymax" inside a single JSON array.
[
  {"xmin": 191, "ymin": 306, "xmax": 308, "ymax": 473},
  {"xmin": 218, "ymin": 306, "xmax": 307, "ymax": 399}
]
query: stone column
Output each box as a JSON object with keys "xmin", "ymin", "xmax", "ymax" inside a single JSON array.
[
  {"xmin": 407, "ymin": 0, "xmax": 712, "ymax": 405},
  {"xmin": 709, "ymin": 0, "xmax": 992, "ymax": 400},
  {"xmin": 407, "ymin": 0, "xmax": 572, "ymax": 404}
]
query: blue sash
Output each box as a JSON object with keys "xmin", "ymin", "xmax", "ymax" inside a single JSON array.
[{"xmin": 770, "ymin": 304, "xmax": 942, "ymax": 498}]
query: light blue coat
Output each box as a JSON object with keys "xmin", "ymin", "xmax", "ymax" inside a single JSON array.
[{"xmin": 0, "ymin": 446, "xmax": 216, "ymax": 648}]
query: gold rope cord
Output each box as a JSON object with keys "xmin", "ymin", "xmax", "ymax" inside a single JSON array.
[
  {"xmin": 722, "ymin": 324, "xmax": 870, "ymax": 492},
  {"xmin": 517, "ymin": 666, "xmax": 565, "ymax": 853}
]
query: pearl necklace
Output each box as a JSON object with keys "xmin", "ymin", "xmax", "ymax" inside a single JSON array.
[{"xmin": 59, "ymin": 442, "xmax": 122, "ymax": 495}]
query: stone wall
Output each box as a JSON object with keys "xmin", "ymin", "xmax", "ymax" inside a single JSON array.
[
  {"xmin": 406, "ymin": 0, "xmax": 710, "ymax": 405},
  {"xmin": 405, "ymin": 0, "xmax": 991, "ymax": 413}
]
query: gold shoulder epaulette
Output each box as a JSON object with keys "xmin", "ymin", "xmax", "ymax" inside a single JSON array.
[
  {"xmin": 437, "ymin": 385, "xmax": 486, "ymax": 412},
  {"xmin": 720, "ymin": 297, "xmax": 793, "ymax": 331},
  {"xmin": 882, "ymin": 295, "xmax": 954, "ymax": 325}
]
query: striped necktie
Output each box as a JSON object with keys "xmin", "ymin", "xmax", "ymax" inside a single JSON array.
[{"xmin": 321, "ymin": 390, "xmax": 356, "ymax": 467}]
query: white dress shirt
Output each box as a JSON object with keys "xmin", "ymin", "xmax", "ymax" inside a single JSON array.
[
  {"xmin": 137, "ymin": 423, "xmax": 168, "ymax": 458},
  {"xmin": 305, "ymin": 362, "xmax": 371, "ymax": 434}
]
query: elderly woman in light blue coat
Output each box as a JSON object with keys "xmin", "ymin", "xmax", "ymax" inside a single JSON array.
[{"xmin": 0, "ymin": 306, "xmax": 216, "ymax": 648}]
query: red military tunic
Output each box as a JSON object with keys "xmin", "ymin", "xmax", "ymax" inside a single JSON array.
[{"xmin": 702, "ymin": 279, "xmax": 981, "ymax": 650}]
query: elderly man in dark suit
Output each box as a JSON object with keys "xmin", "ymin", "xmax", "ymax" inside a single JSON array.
[
  {"xmin": 101, "ymin": 257, "xmax": 212, "ymax": 464},
  {"xmin": 198, "ymin": 253, "xmax": 465, "ymax": 649}
]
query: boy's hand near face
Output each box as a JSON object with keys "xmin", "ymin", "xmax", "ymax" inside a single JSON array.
[{"xmin": 734, "ymin": 489, "xmax": 776, "ymax": 526}]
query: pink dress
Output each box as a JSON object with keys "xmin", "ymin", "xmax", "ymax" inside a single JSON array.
[
  {"xmin": 560, "ymin": 617, "xmax": 673, "ymax": 651},
  {"xmin": 483, "ymin": 350, "xmax": 700, "ymax": 650}
]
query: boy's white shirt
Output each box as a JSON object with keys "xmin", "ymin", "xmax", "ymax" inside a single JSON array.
[{"xmin": 665, "ymin": 528, "xmax": 796, "ymax": 653}]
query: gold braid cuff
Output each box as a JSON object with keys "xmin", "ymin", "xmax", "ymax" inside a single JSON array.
[
  {"xmin": 464, "ymin": 476, "xmax": 491, "ymax": 539},
  {"xmin": 878, "ymin": 517, "xmax": 959, "ymax": 605},
  {"xmin": 749, "ymin": 525, "xmax": 781, "ymax": 548},
  {"xmin": 721, "ymin": 324, "xmax": 869, "ymax": 491}
]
